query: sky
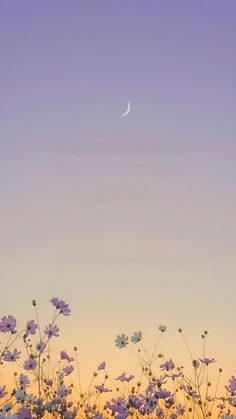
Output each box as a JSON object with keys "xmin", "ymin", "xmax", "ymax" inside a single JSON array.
[{"xmin": 0, "ymin": 1, "xmax": 236, "ymax": 385}]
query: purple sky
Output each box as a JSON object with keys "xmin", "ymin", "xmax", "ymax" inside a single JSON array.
[{"xmin": 0, "ymin": 1, "xmax": 236, "ymax": 375}]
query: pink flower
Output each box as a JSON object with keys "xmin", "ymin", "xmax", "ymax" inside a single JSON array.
[
  {"xmin": 50, "ymin": 298, "xmax": 71, "ymax": 316},
  {"xmin": 45, "ymin": 324, "xmax": 60, "ymax": 338},
  {"xmin": 3, "ymin": 348, "xmax": 21, "ymax": 362},
  {"xmin": 63, "ymin": 365, "xmax": 74, "ymax": 376},
  {"xmin": 0, "ymin": 315, "xmax": 17, "ymax": 333},
  {"xmin": 97, "ymin": 361, "xmax": 106, "ymax": 370},
  {"xmin": 23, "ymin": 357, "xmax": 37, "ymax": 370},
  {"xmin": 25, "ymin": 320, "xmax": 38, "ymax": 336}
]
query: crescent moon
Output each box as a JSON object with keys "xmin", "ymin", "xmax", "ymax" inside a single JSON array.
[{"xmin": 120, "ymin": 101, "xmax": 131, "ymax": 118}]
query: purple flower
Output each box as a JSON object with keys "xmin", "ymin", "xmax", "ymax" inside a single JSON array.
[
  {"xmin": 106, "ymin": 397, "xmax": 126, "ymax": 413},
  {"xmin": 60, "ymin": 350, "xmax": 74, "ymax": 362},
  {"xmin": 45, "ymin": 378, "xmax": 53, "ymax": 386},
  {"xmin": 23, "ymin": 357, "xmax": 37, "ymax": 370},
  {"xmin": 226, "ymin": 376, "xmax": 236, "ymax": 395},
  {"xmin": 63, "ymin": 365, "xmax": 74, "ymax": 376},
  {"xmin": 45, "ymin": 324, "xmax": 60, "ymax": 338},
  {"xmin": 182, "ymin": 385, "xmax": 200, "ymax": 399},
  {"xmin": 199, "ymin": 357, "xmax": 216, "ymax": 366},
  {"xmin": 51, "ymin": 298, "xmax": 71, "ymax": 316},
  {"xmin": 160, "ymin": 358, "xmax": 175, "ymax": 371},
  {"xmin": 0, "ymin": 315, "xmax": 17, "ymax": 333},
  {"xmin": 18, "ymin": 374, "xmax": 30, "ymax": 389},
  {"xmin": 97, "ymin": 361, "xmax": 106, "ymax": 370},
  {"xmin": 156, "ymin": 388, "xmax": 172, "ymax": 399},
  {"xmin": 0, "ymin": 385, "xmax": 7, "ymax": 398},
  {"xmin": 36, "ymin": 341, "xmax": 46, "ymax": 353},
  {"xmin": 17, "ymin": 407, "xmax": 32, "ymax": 419},
  {"xmin": 25, "ymin": 320, "xmax": 38, "ymax": 336},
  {"xmin": 94, "ymin": 384, "xmax": 111, "ymax": 393},
  {"xmin": 3, "ymin": 348, "xmax": 21, "ymax": 362},
  {"xmin": 176, "ymin": 404, "xmax": 186, "ymax": 415},
  {"xmin": 115, "ymin": 372, "xmax": 134, "ymax": 382},
  {"xmin": 192, "ymin": 359, "xmax": 200, "ymax": 369}
]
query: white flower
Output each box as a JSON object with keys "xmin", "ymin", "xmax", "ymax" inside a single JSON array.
[
  {"xmin": 115, "ymin": 334, "xmax": 129, "ymax": 349},
  {"xmin": 131, "ymin": 331, "xmax": 142, "ymax": 344},
  {"xmin": 26, "ymin": 393, "xmax": 38, "ymax": 403},
  {"xmin": 15, "ymin": 389, "xmax": 26, "ymax": 402},
  {"xmin": 159, "ymin": 325, "xmax": 167, "ymax": 333}
]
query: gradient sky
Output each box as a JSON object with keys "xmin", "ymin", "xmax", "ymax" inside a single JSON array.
[{"xmin": 1, "ymin": 1, "xmax": 236, "ymax": 383}]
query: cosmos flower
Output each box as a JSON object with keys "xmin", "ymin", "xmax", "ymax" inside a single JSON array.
[
  {"xmin": 25, "ymin": 320, "xmax": 38, "ymax": 336},
  {"xmin": 115, "ymin": 372, "xmax": 135, "ymax": 382},
  {"xmin": 23, "ymin": 358, "xmax": 37, "ymax": 371},
  {"xmin": 0, "ymin": 315, "xmax": 17, "ymax": 333},
  {"xmin": 60, "ymin": 350, "xmax": 74, "ymax": 362},
  {"xmin": 15, "ymin": 389, "xmax": 26, "ymax": 403},
  {"xmin": 44, "ymin": 379, "xmax": 53, "ymax": 386},
  {"xmin": 94, "ymin": 384, "xmax": 111, "ymax": 393},
  {"xmin": 50, "ymin": 298, "xmax": 71, "ymax": 316},
  {"xmin": 226, "ymin": 376, "xmax": 236, "ymax": 394},
  {"xmin": 36, "ymin": 341, "xmax": 46, "ymax": 353},
  {"xmin": 159, "ymin": 325, "xmax": 167, "ymax": 333},
  {"xmin": 182, "ymin": 385, "xmax": 200, "ymax": 399},
  {"xmin": 3, "ymin": 349, "xmax": 21, "ymax": 362},
  {"xmin": 45, "ymin": 324, "xmax": 60, "ymax": 338},
  {"xmin": 115, "ymin": 334, "xmax": 129, "ymax": 349},
  {"xmin": 97, "ymin": 361, "xmax": 106, "ymax": 370},
  {"xmin": 18, "ymin": 374, "xmax": 30, "ymax": 389},
  {"xmin": 17, "ymin": 407, "xmax": 32, "ymax": 419},
  {"xmin": 106, "ymin": 397, "xmax": 126, "ymax": 413},
  {"xmin": 192, "ymin": 359, "xmax": 200, "ymax": 369},
  {"xmin": 160, "ymin": 359, "xmax": 175, "ymax": 371},
  {"xmin": 58, "ymin": 385, "xmax": 69, "ymax": 397},
  {"xmin": 176, "ymin": 404, "xmax": 186, "ymax": 415},
  {"xmin": 199, "ymin": 357, "xmax": 216, "ymax": 366},
  {"xmin": 63, "ymin": 365, "xmax": 74, "ymax": 376},
  {"xmin": 0, "ymin": 385, "xmax": 7, "ymax": 398},
  {"xmin": 130, "ymin": 331, "xmax": 142, "ymax": 343}
]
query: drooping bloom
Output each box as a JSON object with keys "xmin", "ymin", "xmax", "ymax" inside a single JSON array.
[
  {"xmin": 18, "ymin": 374, "xmax": 30, "ymax": 389},
  {"xmin": 192, "ymin": 359, "xmax": 200, "ymax": 369},
  {"xmin": 160, "ymin": 359, "xmax": 175, "ymax": 371},
  {"xmin": 176, "ymin": 404, "xmax": 186, "ymax": 415},
  {"xmin": 23, "ymin": 357, "xmax": 37, "ymax": 371},
  {"xmin": 45, "ymin": 324, "xmax": 60, "ymax": 338},
  {"xmin": 226, "ymin": 376, "xmax": 236, "ymax": 395},
  {"xmin": 44, "ymin": 378, "xmax": 53, "ymax": 386},
  {"xmin": 130, "ymin": 331, "xmax": 142, "ymax": 344},
  {"xmin": 50, "ymin": 298, "xmax": 71, "ymax": 316},
  {"xmin": 115, "ymin": 372, "xmax": 135, "ymax": 382},
  {"xmin": 60, "ymin": 350, "xmax": 74, "ymax": 362},
  {"xmin": 97, "ymin": 361, "xmax": 106, "ymax": 370},
  {"xmin": 36, "ymin": 341, "xmax": 46, "ymax": 353},
  {"xmin": 0, "ymin": 315, "xmax": 17, "ymax": 333},
  {"xmin": 182, "ymin": 385, "xmax": 200, "ymax": 399},
  {"xmin": 25, "ymin": 320, "xmax": 38, "ymax": 336},
  {"xmin": 115, "ymin": 334, "xmax": 129, "ymax": 349},
  {"xmin": 63, "ymin": 365, "xmax": 74, "ymax": 376},
  {"xmin": 3, "ymin": 348, "xmax": 21, "ymax": 362},
  {"xmin": 94, "ymin": 384, "xmax": 111, "ymax": 393}
]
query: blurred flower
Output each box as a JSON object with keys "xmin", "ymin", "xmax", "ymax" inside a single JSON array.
[
  {"xmin": 60, "ymin": 350, "xmax": 74, "ymax": 362},
  {"xmin": 36, "ymin": 341, "xmax": 46, "ymax": 353},
  {"xmin": 15, "ymin": 389, "xmax": 26, "ymax": 403},
  {"xmin": 58, "ymin": 385, "xmax": 69, "ymax": 397},
  {"xmin": 18, "ymin": 374, "xmax": 30, "ymax": 390},
  {"xmin": 115, "ymin": 334, "xmax": 129, "ymax": 349},
  {"xmin": 176, "ymin": 403, "xmax": 186, "ymax": 415},
  {"xmin": 17, "ymin": 407, "xmax": 32, "ymax": 419},
  {"xmin": 159, "ymin": 325, "xmax": 167, "ymax": 333},
  {"xmin": 63, "ymin": 365, "xmax": 74, "ymax": 376},
  {"xmin": 23, "ymin": 358, "xmax": 37, "ymax": 371},
  {"xmin": 97, "ymin": 361, "xmax": 106, "ymax": 370},
  {"xmin": 131, "ymin": 331, "xmax": 142, "ymax": 343},
  {"xmin": 44, "ymin": 379, "xmax": 53, "ymax": 386},
  {"xmin": 192, "ymin": 359, "xmax": 200, "ymax": 369},
  {"xmin": 51, "ymin": 298, "xmax": 71, "ymax": 316},
  {"xmin": 0, "ymin": 385, "xmax": 7, "ymax": 398},
  {"xmin": 160, "ymin": 359, "xmax": 175, "ymax": 371},
  {"xmin": 199, "ymin": 357, "xmax": 216, "ymax": 366},
  {"xmin": 182, "ymin": 385, "xmax": 200, "ymax": 399},
  {"xmin": 25, "ymin": 320, "xmax": 38, "ymax": 336},
  {"xmin": 0, "ymin": 315, "xmax": 17, "ymax": 333},
  {"xmin": 45, "ymin": 324, "xmax": 60, "ymax": 338},
  {"xmin": 226, "ymin": 376, "xmax": 236, "ymax": 395},
  {"xmin": 115, "ymin": 372, "xmax": 134, "ymax": 382},
  {"xmin": 94, "ymin": 384, "xmax": 111, "ymax": 393},
  {"xmin": 3, "ymin": 349, "xmax": 21, "ymax": 362}
]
